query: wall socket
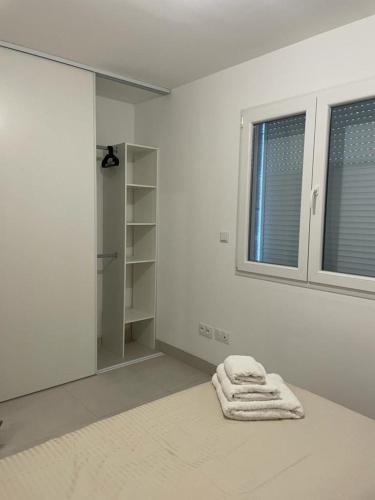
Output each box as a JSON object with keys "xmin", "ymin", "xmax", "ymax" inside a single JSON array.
[
  {"xmin": 214, "ymin": 328, "xmax": 230, "ymax": 345},
  {"xmin": 199, "ymin": 322, "xmax": 214, "ymax": 339},
  {"xmin": 199, "ymin": 322, "xmax": 230, "ymax": 344}
]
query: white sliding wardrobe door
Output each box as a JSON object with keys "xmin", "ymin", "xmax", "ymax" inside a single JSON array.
[{"xmin": 0, "ymin": 48, "xmax": 96, "ymax": 401}]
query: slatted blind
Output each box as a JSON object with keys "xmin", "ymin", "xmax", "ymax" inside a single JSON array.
[
  {"xmin": 249, "ymin": 114, "xmax": 306, "ymax": 267},
  {"xmin": 323, "ymin": 98, "xmax": 375, "ymax": 277}
]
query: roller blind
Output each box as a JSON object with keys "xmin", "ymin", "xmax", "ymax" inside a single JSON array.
[
  {"xmin": 323, "ymin": 98, "xmax": 375, "ymax": 277},
  {"xmin": 248, "ymin": 114, "xmax": 306, "ymax": 267}
]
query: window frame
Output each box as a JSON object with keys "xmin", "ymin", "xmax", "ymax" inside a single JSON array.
[
  {"xmin": 308, "ymin": 79, "xmax": 375, "ymax": 293},
  {"xmin": 236, "ymin": 95, "xmax": 316, "ymax": 281}
]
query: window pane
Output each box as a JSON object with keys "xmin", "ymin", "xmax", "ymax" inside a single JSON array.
[
  {"xmin": 248, "ymin": 114, "xmax": 306, "ymax": 267},
  {"xmin": 323, "ymin": 98, "xmax": 375, "ymax": 277}
]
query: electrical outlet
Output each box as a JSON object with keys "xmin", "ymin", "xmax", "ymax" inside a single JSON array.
[
  {"xmin": 199, "ymin": 322, "xmax": 213, "ymax": 339},
  {"xmin": 214, "ymin": 328, "xmax": 230, "ymax": 345},
  {"xmin": 206, "ymin": 324, "xmax": 215, "ymax": 338}
]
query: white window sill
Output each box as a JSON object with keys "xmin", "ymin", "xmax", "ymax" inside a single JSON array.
[{"xmin": 235, "ymin": 268, "xmax": 375, "ymax": 301}]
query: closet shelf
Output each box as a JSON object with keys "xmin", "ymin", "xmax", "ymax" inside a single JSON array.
[
  {"xmin": 125, "ymin": 308, "xmax": 154, "ymax": 324},
  {"xmin": 126, "ymin": 222, "xmax": 156, "ymax": 226},
  {"xmin": 127, "ymin": 183, "xmax": 156, "ymax": 189},
  {"xmin": 126, "ymin": 257, "xmax": 156, "ymax": 264}
]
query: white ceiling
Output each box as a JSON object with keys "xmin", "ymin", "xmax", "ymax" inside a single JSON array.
[{"xmin": 1, "ymin": 0, "xmax": 375, "ymax": 97}]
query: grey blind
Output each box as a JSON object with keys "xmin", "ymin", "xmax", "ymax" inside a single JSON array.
[
  {"xmin": 249, "ymin": 114, "xmax": 306, "ymax": 267},
  {"xmin": 323, "ymin": 98, "xmax": 375, "ymax": 277}
]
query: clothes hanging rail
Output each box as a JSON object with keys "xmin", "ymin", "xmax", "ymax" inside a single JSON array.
[
  {"xmin": 96, "ymin": 145, "xmax": 119, "ymax": 153},
  {"xmin": 97, "ymin": 252, "xmax": 118, "ymax": 259}
]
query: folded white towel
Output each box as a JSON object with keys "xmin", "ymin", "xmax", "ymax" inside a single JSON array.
[
  {"xmin": 212, "ymin": 373, "xmax": 304, "ymax": 421},
  {"xmin": 224, "ymin": 355, "xmax": 266, "ymax": 385},
  {"xmin": 216, "ymin": 364, "xmax": 280, "ymax": 401}
]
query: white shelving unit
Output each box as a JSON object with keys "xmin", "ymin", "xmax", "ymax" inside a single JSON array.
[
  {"xmin": 127, "ymin": 183, "xmax": 156, "ymax": 189},
  {"xmin": 124, "ymin": 143, "xmax": 158, "ymax": 351},
  {"xmin": 126, "ymin": 257, "xmax": 156, "ymax": 264},
  {"xmin": 125, "ymin": 307, "xmax": 155, "ymax": 324},
  {"xmin": 126, "ymin": 222, "xmax": 156, "ymax": 226},
  {"xmin": 98, "ymin": 142, "xmax": 159, "ymax": 371}
]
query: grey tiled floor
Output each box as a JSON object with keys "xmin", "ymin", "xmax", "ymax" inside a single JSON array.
[
  {"xmin": 97, "ymin": 341, "xmax": 156, "ymax": 370},
  {"xmin": 0, "ymin": 354, "xmax": 210, "ymax": 459}
]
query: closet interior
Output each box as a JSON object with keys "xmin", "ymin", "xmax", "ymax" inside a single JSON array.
[{"xmin": 96, "ymin": 78, "xmax": 160, "ymax": 371}]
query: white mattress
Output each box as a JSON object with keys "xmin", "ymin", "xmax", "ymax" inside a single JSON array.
[{"xmin": 0, "ymin": 381, "xmax": 374, "ymax": 499}]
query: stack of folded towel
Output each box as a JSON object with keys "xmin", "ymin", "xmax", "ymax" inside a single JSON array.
[{"xmin": 212, "ymin": 355, "xmax": 304, "ymax": 421}]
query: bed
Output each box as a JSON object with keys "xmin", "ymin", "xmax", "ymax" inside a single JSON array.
[{"xmin": 0, "ymin": 381, "xmax": 374, "ymax": 499}]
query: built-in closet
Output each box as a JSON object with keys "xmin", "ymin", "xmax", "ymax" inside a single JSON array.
[
  {"xmin": 96, "ymin": 82, "xmax": 160, "ymax": 371},
  {"xmin": 0, "ymin": 44, "xmax": 163, "ymax": 401}
]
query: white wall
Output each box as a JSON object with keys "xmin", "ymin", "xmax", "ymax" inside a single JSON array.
[
  {"xmin": 96, "ymin": 96, "xmax": 135, "ymax": 146},
  {"xmin": 135, "ymin": 15, "xmax": 375, "ymax": 418},
  {"xmin": 96, "ymin": 95, "xmax": 134, "ymax": 337}
]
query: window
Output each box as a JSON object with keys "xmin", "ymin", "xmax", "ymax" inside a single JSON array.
[
  {"xmin": 237, "ymin": 95, "xmax": 316, "ymax": 281},
  {"xmin": 248, "ymin": 114, "xmax": 305, "ymax": 268},
  {"xmin": 309, "ymin": 79, "xmax": 375, "ymax": 293},
  {"xmin": 323, "ymin": 98, "xmax": 375, "ymax": 277},
  {"xmin": 237, "ymin": 78, "xmax": 375, "ymax": 294}
]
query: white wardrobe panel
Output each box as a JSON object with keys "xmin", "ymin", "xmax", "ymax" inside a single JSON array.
[{"xmin": 0, "ymin": 47, "xmax": 96, "ymax": 401}]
